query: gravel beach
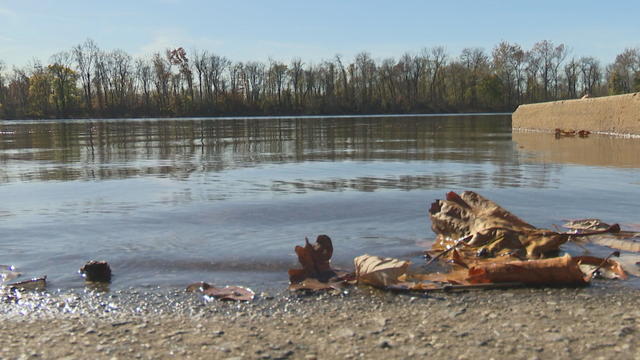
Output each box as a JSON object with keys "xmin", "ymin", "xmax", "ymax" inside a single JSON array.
[{"xmin": 2, "ymin": 282, "xmax": 640, "ymax": 360}]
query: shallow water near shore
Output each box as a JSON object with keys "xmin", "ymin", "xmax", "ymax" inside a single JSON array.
[{"xmin": 1, "ymin": 114, "xmax": 640, "ymax": 291}]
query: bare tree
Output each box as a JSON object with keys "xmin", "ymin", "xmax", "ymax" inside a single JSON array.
[
  {"xmin": 564, "ymin": 58, "xmax": 580, "ymax": 98},
  {"xmin": 579, "ymin": 57, "xmax": 601, "ymax": 96},
  {"xmin": 289, "ymin": 58, "xmax": 304, "ymax": 108},
  {"xmin": 492, "ymin": 41, "xmax": 525, "ymax": 107},
  {"xmin": 135, "ymin": 58, "xmax": 152, "ymax": 112},
  {"xmin": 429, "ymin": 46, "xmax": 447, "ymax": 104},
  {"xmin": 244, "ymin": 61, "xmax": 265, "ymax": 105},
  {"xmin": 73, "ymin": 39, "xmax": 98, "ymax": 113}
]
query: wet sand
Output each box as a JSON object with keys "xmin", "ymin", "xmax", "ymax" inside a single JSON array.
[{"xmin": 1, "ymin": 284, "xmax": 639, "ymax": 359}]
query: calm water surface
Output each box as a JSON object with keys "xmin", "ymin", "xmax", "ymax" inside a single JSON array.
[{"xmin": 1, "ymin": 115, "xmax": 639, "ymax": 290}]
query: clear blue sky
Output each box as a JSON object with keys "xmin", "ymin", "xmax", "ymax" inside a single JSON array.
[{"xmin": 1, "ymin": 0, "xmax": 639, "ymax": 67}]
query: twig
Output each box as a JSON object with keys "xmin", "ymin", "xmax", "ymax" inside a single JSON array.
[
  {"xmin": 588, "ymin": 251, "xmax": 621, "ymax": 279},
  {"xmin": 424, "ymin": 234, "xmax": 472, "ymax": 267}
]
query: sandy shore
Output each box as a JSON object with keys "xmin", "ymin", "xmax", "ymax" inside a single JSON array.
[
  {"xmin": 513, "ymin": 92, "xmax": 640, "ymax": 135},
  {"xmin": 1, "ymin": 283, "xmax": 640, "ymax": 360}
]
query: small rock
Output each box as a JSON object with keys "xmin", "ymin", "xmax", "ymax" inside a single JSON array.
[
  {"xmin": 278, "ymin": 350, "xmax": 294, "ymax": 359},
  {"xmin": 80, "ymin": 261, "xmax": 112, "ymax": 282},
  {"xmin": 544, "ymin": 333, "xmax": 566, "ymax": 342},
  {"xmin": 377, "ymin": 338, "xmax": 392, "ymax": 349},
  {"xmin": 618, "ymin": 326, "xmax": 635, "ymax": 337},
  {"xmin": 374, "ymin": 317, "xmax": 388, "ymax": 327},
  {"xmin": 449, "ymin": 308, "xmax": 466, "ymax": 318},
  {"xmin": 335, "ymin": 328, "xmax": 355, "ymax": 338}
]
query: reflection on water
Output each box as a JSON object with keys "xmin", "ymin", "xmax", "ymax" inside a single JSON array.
[
  {"xmin": 0, "ymin": 115, "xmax": 554, "ymax": 190},
  {"xmin": 1, "ymin": 115, "xmax": 639, "ymax": 290},
  {"xmin": 514, "ymin": 131, "xmax": 640, "ymax": 168}
]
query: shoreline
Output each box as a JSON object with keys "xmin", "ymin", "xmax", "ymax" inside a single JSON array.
[
  {"xmin": 0, "ymin": 112, "xmax": 512, "ymax": 124},
  {"xmin": 2, "ymin": 283, "xmax": 640, "ymax": 359},
  {"xmin": 513, "ymin": 93, "xmax": 640, "ymax": 135}
]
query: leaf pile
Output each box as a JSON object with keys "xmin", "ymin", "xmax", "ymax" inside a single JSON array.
[{"xmin": 287, "ymin": 191, "xmax": 635, "ymax": 294}]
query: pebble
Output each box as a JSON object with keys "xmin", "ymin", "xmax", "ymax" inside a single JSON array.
[
  {"xmin": 544, "ymin": 333, "xmax": 566, "ymax": 342},
  {"xmin": 449, "ymin": 308, "xmax": 466, "ymax": 318},
  {"xmin": 377, "ymin": 338, "xmax": 392, "ymax": 349},
  {"xmin": 617, "ymin": 326, "xmax": 635, "ymax": 337},
  {"xmin": 335, "ymin": 328, "xmax": 355, "ymax": 338}
]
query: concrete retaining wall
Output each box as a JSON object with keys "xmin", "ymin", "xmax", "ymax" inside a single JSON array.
[{"xmin": 512, "ymin": 92, "xmax": 640, "ymax": 135}]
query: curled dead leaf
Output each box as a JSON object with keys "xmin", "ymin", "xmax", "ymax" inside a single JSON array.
[
  {"xmin": 575, "ymin": 254, "xmax": 627, "ymax": 280},
  {"xmin": 288, "ymin": 235, "xmax": 335, "ymax": 283},
  {"xmin": 288, "ymin": 235, "xmax": 355, "ymax": 291},
  {"xmin": 354, "ymin": 255, "xmax": 411, "ymax": 288},
  {"xmin": 428, "ymin": 191, "xmax": 620, "ymax": 259}
]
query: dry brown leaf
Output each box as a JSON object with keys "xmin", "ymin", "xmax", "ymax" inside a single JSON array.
[
  {"xmin": 467, "ymin": 255, "xmax": 589, "ymax": 285},
  {"xmin": 563, "ymin": 219, "xmax": 611, "ymax": 231},
  {"xmin": 288, "ymin": 235, "xmax": 355, "ymax": 291},
  {"xmin": 203, "ymin": 286, "xmax": 255, "ymax": 301},
  {"xmin": 288, "ymin": 278, "xmax": 346, "ymax": 292},
  {"xmin": 555, "ymin": 128, "xmax": 577, "ymax": 137},
  {"xmin": 354, "ymin": 255, "xmax": 411, "ymax": 288},
  {"xmin": 288, "ymin": 235, "xmax": 335, "ymax": 283},
  {"xmin": 185, "ymin": 281, "xmax": 255, "ymax": 301},
  {"xmin": 575, "ymin": 255, "xmax": 628, "ymax": 280},
  {"xmin": 428, "ymin": 191, "xmax": 619, "ymax": 259},
  {"xmin": 185, "ymin": 281, "xmax": 211, "ymax": 293}
]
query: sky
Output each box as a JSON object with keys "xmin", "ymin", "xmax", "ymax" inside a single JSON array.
[{"xmin": 0, "ymin": 0, "xmax": 639, "ymax": 67}]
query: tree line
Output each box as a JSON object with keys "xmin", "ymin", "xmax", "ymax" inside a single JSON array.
[{"xmin": 0, "ymin": 39, "xmax": 639, "ymax": 119}]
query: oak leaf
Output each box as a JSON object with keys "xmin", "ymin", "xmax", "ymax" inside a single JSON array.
[
  {"xmin": 354, "ymin": 255, "xmax": 410, "ymax": 288},
  {"xmin": 429, "ymin": 191, "xmax": 619, "ymax": 259},
  {"xmin": 288, "ymin": 235, "xmax": 336, "ymax": 283}
]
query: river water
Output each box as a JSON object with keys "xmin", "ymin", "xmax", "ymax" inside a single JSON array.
[{"xmin": 1, "ymin": 114, "xmax": 639, "ymax": 290}]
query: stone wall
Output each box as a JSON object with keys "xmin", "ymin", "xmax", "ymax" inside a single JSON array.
[{"xmin": 512, "ymin": 92, "xmax": 640, "ymax": 135}]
